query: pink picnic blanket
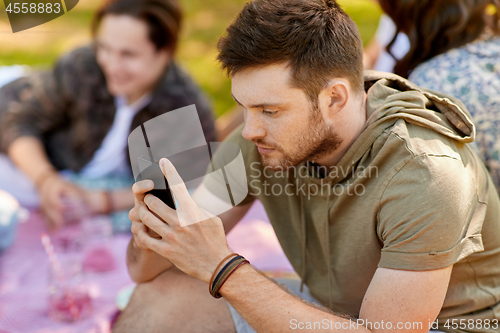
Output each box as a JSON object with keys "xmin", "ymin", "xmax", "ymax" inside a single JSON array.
[{"xmin": 0, "ymin": 201, "xmax": 293, "ymax": 333}]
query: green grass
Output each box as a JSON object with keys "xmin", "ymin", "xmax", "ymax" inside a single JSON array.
[{"xmin": 0, "ymin": 0, "xmax": 381, "ymax": 117}]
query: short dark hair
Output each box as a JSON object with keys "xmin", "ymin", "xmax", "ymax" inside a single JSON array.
[
  {"xmin": 92, "ymin": 0, "xmax": 182, "ymax": 53},
  {"xmin": 217, "ymin": 0, "xmax": 364, "ymax": 104}
]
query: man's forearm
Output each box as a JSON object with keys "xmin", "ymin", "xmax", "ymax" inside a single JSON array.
[
  {"xmin": 219, "ymin": 264, "xmax": 371, "ymax": 333},
  {"xmin": 126, "ymin": 238, "xmax": 174, "ymax": 283}
]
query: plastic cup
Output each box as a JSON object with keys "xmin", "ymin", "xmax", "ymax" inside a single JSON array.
[{"xmin": 47, "ymin": 259, "xmax": 92, "ymax": 322}]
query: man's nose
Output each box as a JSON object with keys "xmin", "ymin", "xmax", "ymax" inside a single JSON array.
[{"xmin": 242, "ymin": 113, "xmax": 266, "ymax": 141}]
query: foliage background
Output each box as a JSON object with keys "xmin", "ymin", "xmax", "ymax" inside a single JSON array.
[{"xmin": 0, "ymin": 0, "xmax": 381, "ymax": 117}]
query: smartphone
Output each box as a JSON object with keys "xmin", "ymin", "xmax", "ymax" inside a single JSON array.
[{"xmin": 136, "ymin": 157, "xmax": 176, "ymax": 210}]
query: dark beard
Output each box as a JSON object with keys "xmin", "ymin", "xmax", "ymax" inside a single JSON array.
[{"xmin": 258, "ymin": 105, "xmax": 343, "ymax": 171}]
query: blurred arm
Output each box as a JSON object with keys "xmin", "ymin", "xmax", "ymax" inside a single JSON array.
[{"xmin": 8, "ymin": 136, "xmax": 56, "ymax": 185}]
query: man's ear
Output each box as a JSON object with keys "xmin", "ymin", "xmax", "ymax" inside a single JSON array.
[{"xmin": 319, "ymin": 80, "xmax": 349, "ymax": 118}]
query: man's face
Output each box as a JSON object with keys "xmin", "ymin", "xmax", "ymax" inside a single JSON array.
[
  {"xmin": 95, "ymin": 15, "xmax": 170, "ymax": 102},
  {"xmin": 232, "ymin": 63, "xmax": 343, "ymax": 171}
]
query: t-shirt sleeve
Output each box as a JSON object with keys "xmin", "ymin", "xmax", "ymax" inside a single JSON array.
[
  {"xmin": 377, "ymin": 154, "xmax": 486, "ymax": 271},
  {"xmin": 1, "ymin": 49, "xmax": 78, "ymax": 152},
  {"xmin": 202, "ymin": 125, "xmax": 256, "ymax": 207}
]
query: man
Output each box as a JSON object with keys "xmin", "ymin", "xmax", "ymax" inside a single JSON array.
[{"xmin": 115, "ymin": 0, "xmax": 500, "ymax": 332}]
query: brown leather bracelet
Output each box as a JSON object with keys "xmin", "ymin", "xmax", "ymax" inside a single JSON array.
[
  {"xmin": 211, "ymin": 259, "xmax": 249, "ymax": 298},
  {"xmin": 209, "ymin": 253, "xmax": 238, "ymax": 296}
]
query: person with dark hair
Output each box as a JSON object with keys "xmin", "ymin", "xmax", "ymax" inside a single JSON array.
[
  {"xmin": 378, "ymin": 0, "xmax": 500, "ymax": 193},
  {"xmin": 117, "ymin": 0, "xmax": 500, "ymax": 332},
  {"xmin": 0, "ymin": 0, "xmax": 216, "ymax": 230}
]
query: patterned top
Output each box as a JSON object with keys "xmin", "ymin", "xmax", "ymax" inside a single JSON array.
[{"xmin": 409, "ymin": 35, "xmax": 500, "ymax": 192}]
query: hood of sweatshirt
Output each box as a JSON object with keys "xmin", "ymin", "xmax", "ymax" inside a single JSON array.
[{"xmin": 297, "ymin": 70, "xmax": 476, "ymax": 307}]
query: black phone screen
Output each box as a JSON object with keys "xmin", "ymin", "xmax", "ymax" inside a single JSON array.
[{"xmin": 136, "ymin": 163, "xmax": 176, "ymax": 210}]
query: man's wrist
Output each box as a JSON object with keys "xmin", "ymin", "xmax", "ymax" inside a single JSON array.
[
  {"xmin": 217, "ymin": 262, "xmax": 254, "ymax": 298},
  {"xmin": 34, "ymin": 168, "xmax": 58, "ymax": 191},
  {"xmin": 199, "ymin": 249, "xmax": 235, "ymax": 285},
  {"xmin": 102, "ymin": 190, "xmax": 114, "ymax": 214}
]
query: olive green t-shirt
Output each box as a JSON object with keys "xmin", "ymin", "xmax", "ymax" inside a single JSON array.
[{"xmin": 205, "ymin": 72, "xmax": 500, "ymax": 333}]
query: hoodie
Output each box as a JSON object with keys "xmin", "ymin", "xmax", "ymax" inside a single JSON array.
[{"xmin": 205, "ymin": 71, "xmax": 500, "ymax": 333}]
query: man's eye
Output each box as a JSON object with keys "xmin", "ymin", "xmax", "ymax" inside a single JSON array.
[{"xmin": 263, "ymin": 110, "xmax": 277, "ymax": 116}]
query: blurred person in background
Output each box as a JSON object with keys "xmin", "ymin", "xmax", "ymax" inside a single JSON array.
[
  {"xmin": 362, "ymin": 0, "xmax": 410, "ymax": 73},
  {"xmin": 0, "ymin": 0, "xmax": 216, "ymax": 230},
  {"xmin": 362, "ymin": 13, "xmax": 410, "ymax": 72},
  {"xmin": 378, "ymin": 0, "xmax": 500, "ymax": 192}
]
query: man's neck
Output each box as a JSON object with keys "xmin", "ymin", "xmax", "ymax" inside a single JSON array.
[
  {"xmin": 126, "ymin": 91, "xmax": 149, "ymax": 106},
  {"xmin": 315, "ymin": 92, "xmax": 368, "ymax": 168}
]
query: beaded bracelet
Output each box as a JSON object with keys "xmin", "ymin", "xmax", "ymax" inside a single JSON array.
[{"xmin": 209, "ymin": 253, "xmax": 250, "ymax": 298}]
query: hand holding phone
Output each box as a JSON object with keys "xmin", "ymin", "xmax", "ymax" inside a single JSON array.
[
  {"xmin": 136, "ymin": 158, "xmax": 176, "ymax": 210},
  {"xmin": 135, "ymin": 159, "xmax": 176, "ymax": 238}
]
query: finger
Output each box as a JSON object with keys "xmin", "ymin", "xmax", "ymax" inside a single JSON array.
[
  {"xmin": 159, "ymin": 158, "xmax": 193, "ymax": 207},
  {"xmin": 137, "ymin": 226, "xmax": 168, "ymax": 256},
  {"xmin": 132, "ymin": 224, "xmax": 151, "ymax": 251},
  {"xmin": 49, "ymin": 187, "xmax": 65, "ymax": 211},
  {"xmin": 61, "ymin": 193, "xmax": 88, "ymax": 219},
  {"xmin": 131, "ymin": 210, "xmax": 160, "ymax": 238},
  {"xmin": 43, "ymin": 206, "xmax": 64, "ymax": 230},
  {"xmin": 133, "ymin": 233, "xmax": 148, "ymax": 251},
  {"xmin": 144, "ymin": 194, "xmax": 180, "ymax": 227},
  {"xmin": 133, "ymin": 208, "xmax": 162, "ymax": 238},
  {"xmin": 130, "ymin": 219, "xmax": 143, "ymax": 235},
  {"xmin": 129, "ymin": 207, "xmax": 139, "ymax": 224},
  {"xmin": 132, "ymin": 180, "xmax": 154, "ymax": 205},
  {"xmin": 138, "ymin": 204, "xmax": 171, "ymax": 238}
]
